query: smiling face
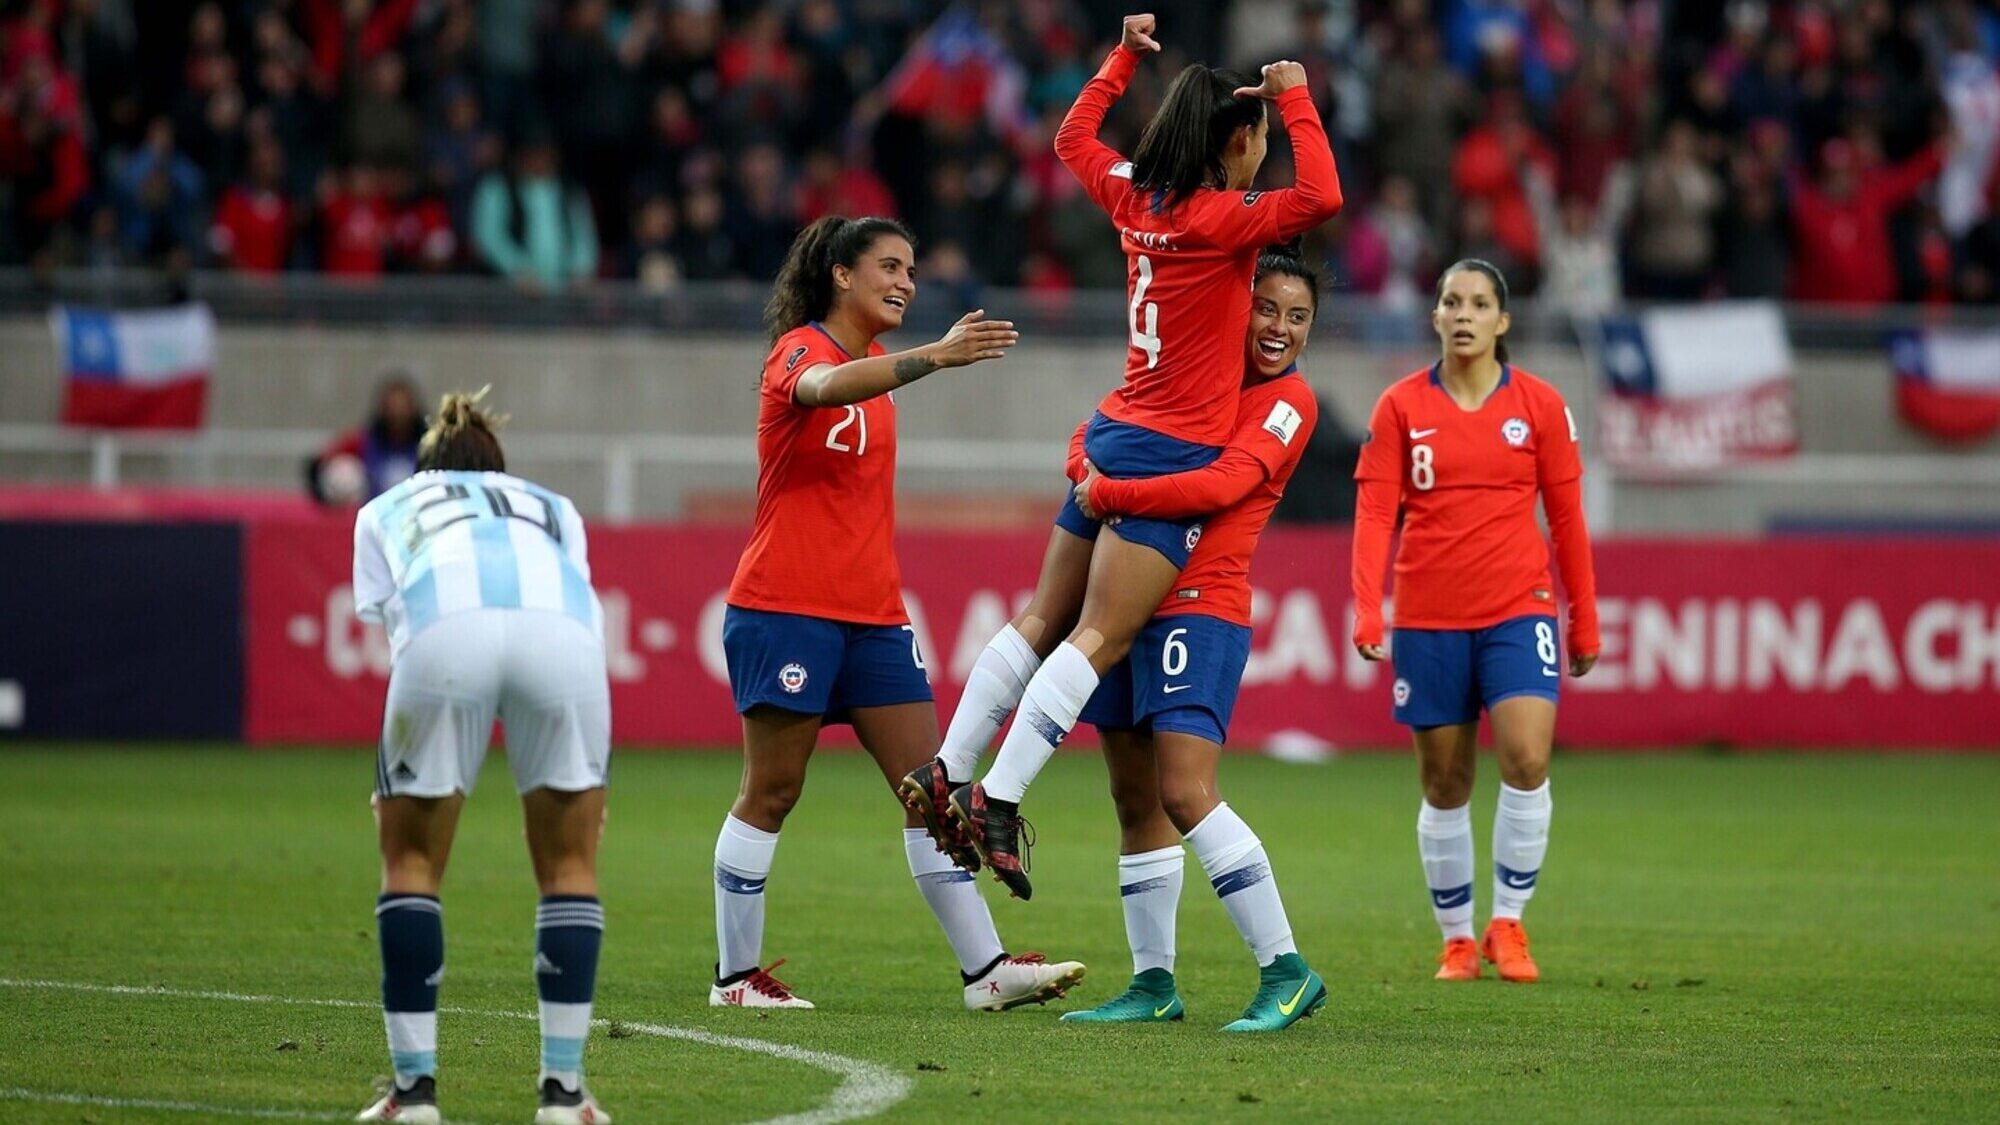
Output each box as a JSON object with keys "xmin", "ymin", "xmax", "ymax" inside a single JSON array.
[
  {"xmin": 1432, "ymin": 267, "xmax": 1510, "ymax": 363},
  {"xmin": 832, "ymin": 234, "xmax": 917, "ymax": 333},
  {"xmin": 1246, "ymin": 273, "xmax": 1315, "ymax": 379}
]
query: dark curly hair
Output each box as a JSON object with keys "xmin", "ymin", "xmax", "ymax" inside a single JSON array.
[{"xmin": 763, "ymin": 216, "xmax": 918, "ymax": 340}]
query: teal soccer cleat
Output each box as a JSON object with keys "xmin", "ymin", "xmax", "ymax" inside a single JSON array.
[
  {"xmin": 1220, "ymin": 953, "xmax": 1326, "ymax": 1033},
  {"xmin": 1059, "ymin": 968, "xmax": 1184, "ymax": 1024}
]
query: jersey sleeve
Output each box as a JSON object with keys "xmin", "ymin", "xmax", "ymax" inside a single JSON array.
[
  {"xmin": 352, "ymin": 507, "xmax": 394, "ymax": 624},
  {"xmin": 1536, "ymin": 387, "xmax": 1583, "ymax": 487},
  {"xmin": 1542, "ymin": 475, "xmax": 1599, "ymax": 657},
  {"xmin": 763, "ymin": 333, "xmax": 841, "ymax": 407},
  {"xmin": 1354, "ymin": 390, "xmax": 1407, "ymax": 483},
  {"xmin": 559, "ymin": 497, "xmax": 592, "ymax": 582},
  {"xmin": 1088, "ymin": 389, "xmax": 1317, "ymax": 518},
  {"xmin": 1054, "ymin": 45, "xmax": 1142, "ymax": 215},
  {"xmin": 1350, "ymin": 476, "xmax": 1400, "ymax": 648},
  {"xmin": 1065, "ymin": 419, "xmax": 1089, "ymax": 483},
  {"xmin": 1182, "ymin": 86, "xmax": 1343, "ymax": 250}
]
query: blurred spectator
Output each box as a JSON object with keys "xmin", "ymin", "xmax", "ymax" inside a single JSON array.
[
  {"xmin": 1718, "ymin": 158, "xmax": 1790, "ymax": 299},
  {"xmin": 210, "ymin": 137, "xmax": 295, "ymax": 273},
  {"xmin": 1375, "ymin": 26, "xmax": 1467, "ymax": 236},
  {"xmin": 543, "ymin": 0, "xmax": 646, "ymax": 247},
  {"xmin": 673, "ymin": 186, "xmax": 737, "ymax": 282},
  {"xmin": 1789, "ymin": 134, "xmax": 1944, "ymax": 306},
  {"xmin": 423, "ymin": 79, "xmax": 491, "ymax": 235},
  {"xmin": 385, "ymin": 167, "xmax": 458, "ymax": 274},
  {"xmin": 115, "ymin": 117, "xmax": 204, "ymax": 269},
  {"xmin": 1344, "ymin": 175, "xmax": 1433, "ymax": 312},
  {"xmin": 310, "ymin": 372, "xmax": 424, "ymax": 506},
  {"xmin": 626, "ymin": 192, "xmax": 682, "ymax": 293},
  {"xmin": 724, "ymin": 142, "xmax": 796, "ymax": 280},
  {"xmin": 1937, "ymin": 27, "xmax": 2000, "ymax": 241},
  {"xmin": 319, "ymin": 165, "xmax": 393, "ymax": 277},
  {"xmin": 0, "ymin": 73, "xmax": 90, "ymax": 269},
  {"xmin": 1626, "ymin": 119, "xmax": 1723, "ymax": 300},
  {"xmin": 1528, "ymin": 162, "xmax": 1627, "ymax": 317},
  {"xmin": 794, "ymin": 145, "xmax": 896, "ymax": 224},
  {"xmin": 473, "ymin": 137, "xmax": 598, "ymax": 292},
  {"xmin": 343, "ymin": 51, "xmax": 422, "ymax": 176},
  {"xmin": 1450, "ymin": 93, "xmax": 1551, "ymax": 285},
  {"xmin": 919, "ymin": 239, "xmax": 982, "ymax": 311}
]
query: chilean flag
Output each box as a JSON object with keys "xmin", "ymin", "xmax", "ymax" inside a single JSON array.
[
  {"xmin": 51, "ymin": 304, "xmax": 215, "ymax": 430},
  {"xmin": 1593, "ymin": 302, "xmax": 1799, "ymax": 473},
  {"xmin": 1891, "ymin": 326, "xmax": 2000, "ymax": 443},
  {"xmin": 879, "ymin": 3, "xmax": 1029, "ymax": 141}
]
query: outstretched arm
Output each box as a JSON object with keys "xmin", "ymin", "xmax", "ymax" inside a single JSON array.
[{"xmin": 793, "ymin": 311, "xmax": 1019, "ymax": 407}]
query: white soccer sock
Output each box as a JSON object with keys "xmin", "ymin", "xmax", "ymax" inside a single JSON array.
[
  {"xmin": 904, "ymin": 828, "xmax": 1004, "ymax": 976},
  {"xmin": 1491, "ymin": 781, "xmax": 1552, "ymax": 920},
  {"xmin": 1417, "ymin": 800, "xmax": 1476, "ymax": 941},
  {"xmin": 938, "ymin": 625, "xmax": 1041, "ymax": 781},
  {"xmin": 981, "ymin": 642, "xmax": 1098, "ymax": 804},
  {"xmin": 713, "ymin": 814, "xmax": 778, "ymax": 979},
  {"xmin": 1187, "ymin": 804, "xmax": 1296, "ymax": 966},
  {"xmin": 1118, "ymin": 846, "xmax": 1184, "ymax": 975}
]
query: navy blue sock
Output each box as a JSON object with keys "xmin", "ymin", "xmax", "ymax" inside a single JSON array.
[
  {"xmin": 535, "ymin": 895, "xmax": 604, "ymax": 1082},
  {"xmin": 376, "ymin": 893, "xmax": 443, "ymax": 1081}
]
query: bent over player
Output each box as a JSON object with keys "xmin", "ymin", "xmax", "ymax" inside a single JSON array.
[
  {"xmin": 352, "ymin": 389, "xmax": 612, "ymax": 1124},
  {"xmin": 1351, "ymin": 260, "xmax": 1600, "ymax": 984}
]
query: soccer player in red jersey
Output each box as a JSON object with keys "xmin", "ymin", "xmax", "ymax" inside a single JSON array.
[
  {"xmin": 714, "ymin": 215, "xmax": 1084, "ymax": 1011},
  {"xmin": 1351, "ymin": 260, "xmax": 1600, "ymax": 984},
  {"xmin": 900, "ymin": 13, "xmax": 1344, "ymax": 901},
  {"xmin": 1053, "ymin": 250, "xmax": 1328, "ymax": 1032}
]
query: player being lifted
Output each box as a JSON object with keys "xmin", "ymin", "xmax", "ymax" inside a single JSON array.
[
  {"xmin": 713, "ymin": 215, "xmax": 1085, "ymax": 1011},
  {"xmin": 1060, "ymin": 249, "xmax": 1328, "ymax": 1032},
  {"xmin": 1351, "ymin": 260, "xmax": 1600, "ymax": 984},
  {"xmin": 351, "ymin": 390, "xmax": 612, "ymax": 1124},
  {"xmin": 900, "ymin": 12, "xmax": 1343, "ymax": 900}
]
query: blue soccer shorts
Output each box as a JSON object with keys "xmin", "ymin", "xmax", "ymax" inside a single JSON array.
[
  {"xmin": 1389, "ymin": 613, "xmax": 1561, "ymax": 729},
  {"xmin": 722, "ymin": 606, "xmax": 932, "ymax": 725},
  {"xmin": 1079, "ymin": 614, "xmax": 1252, "ymax": 745},
  {"xmin": 1053, "ymin": 412, "xmax": 1221, "ymax": 569}
]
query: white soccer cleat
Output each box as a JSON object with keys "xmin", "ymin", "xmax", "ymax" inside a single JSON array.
[
  {"xmin": 709, "ymin": 958, "xmax": 816, "ymax": 1009},
  {"xmin": 534, "ymin": 1078, "xmax": 611, "ymax": 1124},
  {"xmin": 354, "ymin": 1077, "xmax": 440, "ymax": 1123},
  {"xmin": 963, "ymin": 952, "xmax": 1086, "ymax": 1012}
]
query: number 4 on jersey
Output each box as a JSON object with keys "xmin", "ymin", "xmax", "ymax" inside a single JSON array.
[{"xmin": 1129, "ymin": 254, "xmax": 1161, "ymax": 368}]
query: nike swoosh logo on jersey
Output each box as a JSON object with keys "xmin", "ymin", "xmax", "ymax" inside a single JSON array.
[
  {"xmin": 1410, "ymin": 427, "xmax": 1438, "ymax": 439},
  {"xmin": 1162, "ymin": 684, "xmax": 1191, "ymax": 694},
  {"xmin": 1276, "ymin": 979, "xmax": 1312, "ymax": 1016}
]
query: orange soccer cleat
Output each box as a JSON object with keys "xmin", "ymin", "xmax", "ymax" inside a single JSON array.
[
  {"xmin": 1481, "ymin": 918, "xmax": 1540, "ymax": 983},
  {"xmin": 1434, "ymin": 936, "xmax": 1482, "ymax": 981}
]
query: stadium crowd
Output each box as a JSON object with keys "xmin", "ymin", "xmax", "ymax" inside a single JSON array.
[{"xmin": 1, "ymin": 0, "xmax": 1997, "ymax": 306}]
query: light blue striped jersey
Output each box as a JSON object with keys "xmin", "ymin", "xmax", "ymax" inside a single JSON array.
[{"xmin": 353, "ymin": 470, "xmax": 602, "ymax": 659}]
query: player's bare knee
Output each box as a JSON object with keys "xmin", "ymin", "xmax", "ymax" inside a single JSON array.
[
  {"xmin": 1420, "ymin": 765, "xmax": 1474, "ymax": 809},
  {"xmin": 1109, "ymin": 780, "xmax": 1159, "ymax": 831},
  {"xmin": 1159, "ymin": 782, "xmax": 1217, "ymax": 835}
]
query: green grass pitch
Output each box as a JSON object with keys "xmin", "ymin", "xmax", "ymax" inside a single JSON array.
[{"xmin": 2, "ymin": 745, "xmax": 1996, "ymax": 1123}]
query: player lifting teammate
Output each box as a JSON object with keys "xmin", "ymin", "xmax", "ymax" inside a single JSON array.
[
  {"xmin": 1059, "ymin": 249, "xmax": 1329, "ymax": 1032},
  {"xmin": 1351, "ymin": 260, "xmax": 1601, "ymax": 984},
  {"xmin": 901, "ymin": 13, "xmax": 1344, "ymax": 901},
  {"xmin": 351, "ymin": 390, "xmax": 612, "ymax": 1124},
  {"xmin": 712, "ymin": 215, "xmax": 1084, "ymax": 1011}
]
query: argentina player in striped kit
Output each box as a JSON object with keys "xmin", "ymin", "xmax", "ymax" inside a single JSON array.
[{"xmin": 351, "ymin": 389, "xmax": 612, "ymax": 1125}]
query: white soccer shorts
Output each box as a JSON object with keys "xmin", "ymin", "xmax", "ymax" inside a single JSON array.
[{"xmin": 375, "ymin": 608, "xmax": 611, "ymax": 798}]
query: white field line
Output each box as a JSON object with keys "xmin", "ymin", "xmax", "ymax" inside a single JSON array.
[
  {"xmin": 0, "ymin": 979, "xmax": 913, "ymax": 1125},
  {"xmin": 0, "ymin": 1088, "xmax": 354, "ymax": 1121}
]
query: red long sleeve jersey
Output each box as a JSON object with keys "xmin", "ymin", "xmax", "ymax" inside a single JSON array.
[
  {"xmin": 1056, "ymin": 46, "xmax": 1343, "ymax": 447},
  {"xmin": 728, "ymin": 324, "xmax": 906, "ymax": 625},
  {"xmin": 1083, "ymin": 371, "xmax": 1317, "ymax": 626},
  {"xmin": 1351, "ymin": 365, "xmax": 1599, "ymax": 651}
]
